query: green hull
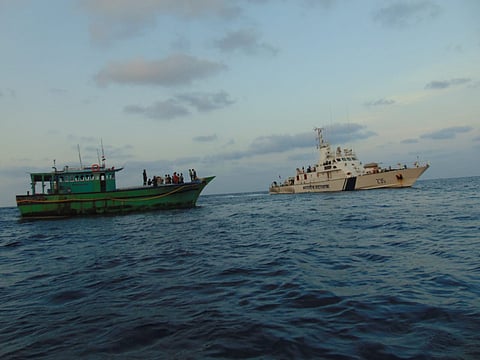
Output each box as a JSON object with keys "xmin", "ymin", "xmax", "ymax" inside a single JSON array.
[{"xmin": 16, "ymin": 176, "xmax": 214, "ymax": 219}]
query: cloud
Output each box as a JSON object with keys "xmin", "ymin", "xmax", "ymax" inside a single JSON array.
[
  {"xmin": 401, "ymin": 138, "xmax": 419, "ymax": 144},
  {"xmin": 193, "ymin": 134, "xmax": 218, "ymax": 142},
  {"xmin": 124, "ymin": 91, "xmax": 234, "ymax": 120},
  {"xmin": 420, "ymin": 126, "xmax": 473, "ymax": 140},
  {"xmin": 248, "ymin": 132, "xmax": 314, "ymax": 155},
  {"xmin": 323, "ymin": 123, "xmax": 377, "ymax": 145},
  {"xmin": 373, "ymin": 1, "xmax": 440, "ymax": 28},
  {"xmin": 214, "ymin": 28, "xmax": 278, "ymax": 55},
  {"xmin": 124, "ymin": 99, "xmax": 190, "ymax": 120},
  {"xmin": 81, "ymin": 0, "xmax": 242, "ymax": 45},
  {"xmin": 175, "ymin": 91, "xmax": 235, "ymax": 112},
  {"xmin": 205, "ymin": 123, "xmax": 376, "ymax": 162},
  {"xmin": 364, "ymin": 98, "xmax": 395, "ymax": 107},
  {"xmin": 95, "ymin": 54, "xmax": 227, "ymax": 87},
  {"xmin": 425, "ymin": 78, "xmax": 472, "ymax": 90}
]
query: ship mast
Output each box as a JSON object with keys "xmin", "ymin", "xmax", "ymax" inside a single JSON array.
[
  {"xmin": 314, "ymin": 127, "xmax": 326, "ymax": 148},
  {"xmin": 100, "ymin": 139, "xmax": 106, "ymax": 168},
  {"xmin": 77, "ymin": 144, "xmax": 83, "ymax": 168}
]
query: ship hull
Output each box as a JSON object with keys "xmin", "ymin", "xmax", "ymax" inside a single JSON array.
[
  {"xmin": 16, "ymin": 176, "xmax": 214, "ymax": 219},
  {"xmin": 269, "ymin": 166, "xmax": 428, "ymax": 194}
]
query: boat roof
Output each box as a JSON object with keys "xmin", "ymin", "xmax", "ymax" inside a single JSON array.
[{"xmin": 29, "ymin": 166, "xmax": 123, "ymax": 181}]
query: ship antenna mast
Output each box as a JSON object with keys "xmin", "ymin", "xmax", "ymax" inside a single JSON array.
[
  {"xmin": 314, "ymin": 127, "xmax": 324, "ymax": 149},
  {"xmin": 77, "ymin": 144, "xmax": 83, "ymax": 168},
  {"xmin": 100, "ymin": 138, "xmax": 106, "ymax": 168}
]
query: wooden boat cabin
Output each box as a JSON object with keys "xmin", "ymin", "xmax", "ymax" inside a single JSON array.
[{"xmin": 28, "ymin": 165, "xmax": 121, "ymax": 196}]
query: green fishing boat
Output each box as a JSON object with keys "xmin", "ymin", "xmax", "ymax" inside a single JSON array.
[{"xmin": 16, "ymin": 159, "xmax": 214, "ymax": 219}]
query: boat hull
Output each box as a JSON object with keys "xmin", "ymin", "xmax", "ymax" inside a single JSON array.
[
  {"xmin": 269, "ymin": 166, "xmax": 428, "ymax": 194},
  {"xmin": 16, "ymin": 176, "xmax": 214, "ymax": 219}
]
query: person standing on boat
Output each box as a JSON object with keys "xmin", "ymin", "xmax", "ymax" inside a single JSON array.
[
  {"xmin": 173, "ymin": 172, "xmax": 179, "ymax": 184},
  {"xmin": 143, "ymin": 169, "xmax": 147, "ymax": 186}
]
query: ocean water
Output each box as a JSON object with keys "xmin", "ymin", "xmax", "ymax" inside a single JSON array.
[{"xmin": 1, "ymin": 177, "xmax": 479, "ymax": 359}]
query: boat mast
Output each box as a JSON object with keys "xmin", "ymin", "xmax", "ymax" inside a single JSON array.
[
  {"xmin": 100, "ymin": 139, "xmax": 106, "ymax": 168},
  {"xmin": 77, "ymin": 144, "xmax": 83, "ymax": 169}
]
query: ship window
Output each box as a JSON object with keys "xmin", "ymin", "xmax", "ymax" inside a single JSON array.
[
  {"xmin": 75, "ymin": 176, "xmax": 79, "ymax": 181},
  {"xmin": 337, "ymin": 158, "xmax": 341, "ymax": 162},
  {"xmin": 342, "ymin": 157, "xmax": 346, "ymax": 161},
  {"xmin": 80, "ymin": 175, "xmax": 84, "ymax": 181},
  {"xmin": 59, "ymin": 176, "xmax": 64, "ymax": 182}
]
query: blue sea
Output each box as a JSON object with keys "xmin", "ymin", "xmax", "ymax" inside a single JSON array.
[{"xmin": 1, "ymin": 177, "xmax": 479, "ymax": 359}]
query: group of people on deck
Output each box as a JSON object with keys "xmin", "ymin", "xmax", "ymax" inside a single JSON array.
[{"xmin": 142, "ymin": 169, "xmax": 198, "ymax": 186}]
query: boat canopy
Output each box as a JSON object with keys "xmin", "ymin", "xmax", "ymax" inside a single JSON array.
[{"xmin": 28, "ymin": 166, "xmax": 123, "ymax": 195}]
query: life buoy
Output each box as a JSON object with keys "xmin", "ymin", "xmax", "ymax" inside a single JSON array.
[{"xmin": 92, "ymin": 164, "xmax": 100, "ymax": 172}]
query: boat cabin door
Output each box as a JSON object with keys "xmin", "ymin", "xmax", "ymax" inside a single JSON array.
[{"xmin": 100, "ymin": 173, "xmax": 106, "ymax": 192}]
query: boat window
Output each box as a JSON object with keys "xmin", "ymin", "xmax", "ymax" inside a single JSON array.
[
  {"xmin": 342, "ymin": 157, "xmax": 346, "ymax": 161},
  {"xmin": 59, "ymin": 176, "xmax": 64, "ymax": 182},
  {"xmin": 75, "ymin": 176, "xmax": 79, "ymax": 181},
  {"xmin": 80, "ymin": 175, "xmax": 84, "ymax": 181}
]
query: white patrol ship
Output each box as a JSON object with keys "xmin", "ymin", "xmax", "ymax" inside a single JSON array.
[{"xmin": 269, "ymin": 127, "xmax": 429, "ymax": 194}]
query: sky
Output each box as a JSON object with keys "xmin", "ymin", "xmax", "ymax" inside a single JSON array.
[{"xmin": 1, "ymin": 0, "xmax": 479, "ymax": 207}]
